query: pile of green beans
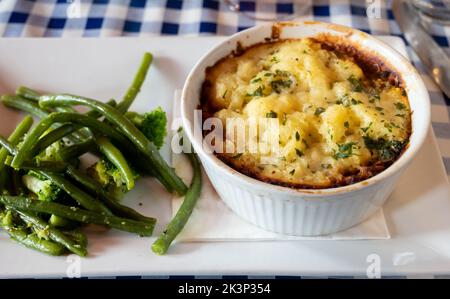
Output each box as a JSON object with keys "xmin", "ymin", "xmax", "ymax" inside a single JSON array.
[{"xmin": 0, "ymin": 52, "xmax": 202, "ymax": 257}]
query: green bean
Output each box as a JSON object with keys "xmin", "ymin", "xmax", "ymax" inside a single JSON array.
[
  {"xmin": 5, "ymin": 159, "xmax": 67, "ymax": 173},
  {"xmin": 117, "ymin": 52, "xmax": 153, "ymax": 113},
  {"xmin": 7, "ymin": 227, "xmax": 66, "ymax": 256},
  {"xmin": 33, "ymin": 124, "xmax": 81, "ymax": 157},
  {"xmin": 1, "ymin": 95, "xmax": 49, "ymax": 118},
  {"xmin": 61, "ymin": 229, "xmax": 88, "ymax": 248},
  {"xmin": 65, "ymin": 165, "xmax": 156, "ymax": 224},
  {"xmin": 96, "ymin": 136, "xmax": 135, "ymax": 190},
  {"xmin": 11, "ymin": 169, "xmax": 27, "ymax": 196},
  {"xmin": 16, "ymin": 86, "xmax": 116, "ymax": 121},
  {"xmin": 86, "ymin": 99, "xmax": 117, "ymax": 119},
  {"xmin": 16, "ymin": 210, "xmax": 87, "ymax": 256},
  {"xmin": 1, "ymin": 95, "xmax": 86, "ymax": 143},
  {"xmin": 49, "ymin": 214, "xmax": 77, "ymax": 228},
  {"xmin": 0, "ymin": 195, "xmax": 155, "ymax": 236},
  {"xmin": 0, "ymin": 115, "xmax": 33, "ymax": 173},
  {"xmin": 0, "ymin": 136, "xmax": 17, "ymax": 155},
  {"xmin": 58, "ymin": 138, "xmax": 98, "ymax": 160},
  {"xmin": 152, "ymin": 153, "xmax": 202, "ymax": 255},
  {"xmin": 16, "ymin": 86, "xmax": 41, "ymax": 102},
  {"xmin": 39, "ymin": 95, "xmax": 187, "ymax": 195},
  {"xmin": 34, "ymin": 170, "xmax": 112, "ymax": 215},
  {"xmin": 11, "ymin": 112, "xmax": 134, "ymax": 169}
]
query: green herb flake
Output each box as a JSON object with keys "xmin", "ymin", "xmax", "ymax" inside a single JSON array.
[
  {"xmin": 289, "ymin": 169, "xmax": 295, "ymax": 175},
  {"xmin": 222, "ymin": 89, "xmax": 228, "ymax": 99},
  {"xmin": 333, "ymin": 142, "xmax": 357, "ymax": 160},
  {"xmin": 282, "ymin": 112, "xmax": 287, "ymax": 125},
  {"xmin": 271, "ymin": 79, "xmax": 292, "ymax": 93},
  {"xmin": 295, "ymin": 148, "xmax": 304, "ymax": 157},
  {"xmin": 231, "ymin": 153, "xmax": 243, "ymax": 159},
  {"xmin": 363, "ymin": 136, "xmax": 406, "ymax": 162},
  {"xmin": 314, "ymin": 107, "xmax": 326, "ymax": 116},
  {"xmin": 361, "ymin": 122, "xmax": 372, "ymax": 133},
  {"xmin": 394, "ymin": 102, "xmax": 406, "ymax": 110},
  {"xmin": 348, "ymin": 75, "xmax": 363, "ymax": 92},
  {"xmin": 344, "ymin": 121, "xmax": 350, "ymax": 129},
  {"xmin": 266, "ymin": 110, "xmax": 278, "ymax": 118},
  {"xmin": 295, "ymin": 131, "xmax": 300, "ymax": 141},
  {"xmin": 248, "ymin": 86, "xmax": 264, "ymax": 97},
  {"xmin": 251, "ymin": 78, "xmax": 262, "ymax": 84}
]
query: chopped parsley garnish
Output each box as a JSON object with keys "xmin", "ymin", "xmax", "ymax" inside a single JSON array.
[
  {"xmin": 333, "ymin": 142, "xmax": 357, "ymax": 160},
  {"xmin": 348, "ymin": 75, "xmax": 363, "ymax": 92},
  {"xmin": 222, "ymin": 89, "xmax": 228, "ymax": 99},
  {"xmin": 269, "ymin": 70, "xmax": 294, "ymax": 93},
  {"xmin": 266, "ymin": 110, "xmax": 278, "ymax": 118},
  {"xmin": 251, "ymin": 78, "xmax": 262, "ymax": 84},
  {"xmin": 363, "ymin": 136, "xmax": 406, "ymax": 162},
  {"xmin": 375, "ymin": 106, "xmax": 384, "ymax": 112},
  {"xmin": 384, "ymin": 123, "xmax": 393, "ymax": 132},
  {"xmin": 271, "ymin": 79, "xmax": 292, "ymax": 93},
  {"xmin": 394, "ymin": 102, "xmax": 406, "ymax": 110},
  {"xmin": 270, "ymin": 56, "xmax": 279, "ymax": 63},
  {"xmin": 295, "ymin": 148, "xmax": 304, "ymax": 157},
  {"xmin": 314, "ymin": 107, "xmax": 326, "ymax": 116},
  {"xmin": 336, "ymin": 94, "xmax": 361, "ymax": 107},
  {"xmin": 344, "ymin": 121, "xmax": 350, "ymax": 129},
  {"xmin": 248, "ymin": 86, "xmax": 264, "ymax": 97},
  {"xmin": 369, "ymin": 94, "xmax": 380, "ymax": 103},
  {"xmin": 289, "ymin": 169, "xmax": 295, "ymax": 175},
  {"xmin": 361, "ymin": 122, "xmax": 372, "ymax": 133},
  {"xmin": 395, "ymin": 113, "xmax": 405, "ymax": 118},
  {"xmin": 295, "ymin": 131, "xmax": 300, "ymax": 141},
  {"xmin": 264, "ymin": 72, "xmax": 273, "ymax": 77},
  {"xmin": 282, "ymin": 112, "xmax": 287, "ymax": 125}
]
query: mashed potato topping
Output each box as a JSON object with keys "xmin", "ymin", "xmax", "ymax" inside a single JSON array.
[{"xmin": 201, "ymin": 38, "xmax": 411, "ymax": 188}]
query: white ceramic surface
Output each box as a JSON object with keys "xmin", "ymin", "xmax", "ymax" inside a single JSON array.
[
  {"xmin": 181, "ymin": 22, "xmax": 431, "ymax": 236},
  {"xmin": 1, "ymin": 37, "xmax": 449, "ymax": 278}
]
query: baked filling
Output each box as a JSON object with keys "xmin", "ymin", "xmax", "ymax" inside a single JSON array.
[{"xmin": 201, "ymin": 38, "xmax": 411, "ymax": 189}]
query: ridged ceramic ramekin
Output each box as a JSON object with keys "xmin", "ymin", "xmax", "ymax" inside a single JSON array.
[{"xmin": 181, "ymin": 21, "xmax": 430, "ymax": 236}]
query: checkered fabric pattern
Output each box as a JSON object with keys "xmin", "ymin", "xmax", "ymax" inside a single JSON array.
[{"xmin": 0, "ymin": 0, "xmax": 450, "ymax": 279}]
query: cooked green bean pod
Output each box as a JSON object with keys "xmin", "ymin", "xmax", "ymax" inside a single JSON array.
[
  {"xmin": 0, "ymin": 195, "xmax": 155, "ymax": 236},
  {"xmin": 152, "ymin": 153, "xmax": 202, "ymax": 255},
  {"xmin": 16, "ymin": 210, "xmax": 87, "ymax": 256},
  {"xmin": 65, "ymin": 165, "xmax": 156, "ymax": 224},
  {"xmin": 0, "ymin": 115, "xmax": 33, "ymax": 174},
  {"xmin": 16, "ymin": 86, "xmax": 41, "ymax": 102},
  {"xmin": 117, "ymin": 52, "xmax": 153, "ymax": 113},
  {"xmin": 7, "ymin": 227, "xmax": 66, "ymax": 256}
]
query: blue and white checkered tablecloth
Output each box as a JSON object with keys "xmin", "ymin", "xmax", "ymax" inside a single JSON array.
[{"xmin": 0, "ymin": 0, "xmax": 450, "ymax": 279}]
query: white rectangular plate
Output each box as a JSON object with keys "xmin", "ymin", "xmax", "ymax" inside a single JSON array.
[{"xmin": 1, "ymin": 36, "xmax": 450, "ymax": 278}]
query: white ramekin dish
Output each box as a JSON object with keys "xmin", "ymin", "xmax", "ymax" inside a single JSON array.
[{"xmin": 181, "ymin": 21, "xmax": 430, "ymax": 236}]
